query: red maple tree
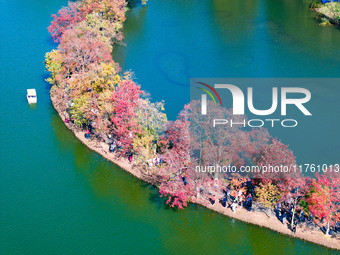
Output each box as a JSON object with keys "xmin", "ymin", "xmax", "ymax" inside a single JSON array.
[
  {"xmin": 158, "ymin": 104, "xmax": 193, "ymax": 209},
  {"xmin": 109, "ymin": 79, "xmax": 143, "ymax": 154},
  {"xmin": 48, "ymin": 1, "xmax": 84, "ymax": 43},
  {"xmin": 307, "ymin": 171, "xmax": 340, "ymax": 235},
  {"xmin": 58, "ymin": 28, "xmax": 113, "ymax": 73}
]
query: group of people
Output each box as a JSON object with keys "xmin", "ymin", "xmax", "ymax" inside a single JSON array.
[
  {"xmin": 277, "ymin": 202, "xmax": 310, "ymax": 225},
  {"xmin": 64, "ymin": 118, "xmax": 129, "ymax": 159},
  {"xmin": 276, "ymin": 201, "xmax": 315, "ymax": 234},
  {"xmin": 64, "ymin": 116, "xmax": 91, "ymax": 140},
  {"xmin": 147, "ymin": 156, "xmax": 163, "ymax": 167},
  {"xmin": 229, "ymin": 190, "xmax": 253, "ymax": 213},
  {"xmin": 109, "ymin": 140, "xmax": 117, "ymax": 153},
  {"xmin": 66, "ymin": 121, "xmax": 340, "ymax": 237},
  {"xmin": 107, "ymin": 136, "xmax": 133, "ymax": 162},
  {"xmin": 209, "ymin": 186, "xmax": 253, "ymax": 214}
]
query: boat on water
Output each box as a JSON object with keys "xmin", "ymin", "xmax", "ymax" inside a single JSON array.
[{"xmin": 27, "ymin": 89, "xmax": 37, "ymax": 104}]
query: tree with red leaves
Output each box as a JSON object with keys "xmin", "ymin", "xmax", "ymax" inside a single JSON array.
[
  {"xmin": 189, "ymin": 100, "xmax": 270, "ymax": 179},
  {"xmin": 254, "ymin": 138, "xmax": 297, "ymax": 180},
  {"xmin": 158, "ymin": 104, "xmax": 193, "ymax": 209},
  {"xmin": 58, "ymin": 28, "xmax": 113, "ymax": 73},
  {"xmin": 253, "ymin": 138, "xmax": 308, "ymax": 216},
  {"xmin": 48, "ymin": 1, "xmax": 84, "ymax": 43},
  {"xmin": 109, "ymin": 79, "xmax": 143, "ymax": 154},
  {"xmin": 280, "ymin": 177, "xmax": 310, "ymax": 225},
  {"xmin": 159, "ymin": 173, "xmax": 193, "ymax": 210},
  {"xmin": 307, "ymin": 171, "xmax": 340, "ymax": 235}
]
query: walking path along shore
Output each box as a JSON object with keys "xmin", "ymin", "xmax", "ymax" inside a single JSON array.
[{"xmin": 51, "ymin": 93, "xmax": 340, "ymax": 251}]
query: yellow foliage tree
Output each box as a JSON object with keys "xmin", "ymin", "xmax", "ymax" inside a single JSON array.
[{"xmin": 255, "ymin": 182, "xmax": 282, "ymax": 208}]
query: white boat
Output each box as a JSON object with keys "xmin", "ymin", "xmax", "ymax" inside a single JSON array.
[{"xmin": 27, "ymin": 89, "xmax": 37, "ymax": 104}]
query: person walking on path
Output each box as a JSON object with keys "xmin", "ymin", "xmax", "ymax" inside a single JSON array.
[
  {"xmin": 231, "ymin": 196, "xmax": 238, "ymax": 213},
  {"xmin": 85, "ymin": 128, "xmax": 90, "ymax": 139},
  {"xmin": 211, "ymin": 195, "xmax": 216, "ymax": 206},
  {"xmin": 223, "ymin": 195, "xmax": 228, "ymax": 208},
  {"xmin": 248, "ymin": 198, "xmax": 252, "ymax": 212},
  {"xmin": 234, "ymin": 195, "xmax": 238, "ymax": 204},
  {"xmin": 109, "ymin": 140, "xmax": 116, "ymax": 153},
  {"xmin": 282, "ymin": 212, "xmax": 287, "ymax": 224},
  {"xmin": 239, "ymin": 194, "xmax": 243, "ymax": 207},
  {"xmin": 226, "ymin": 188, "xmax": 231, "ymax": 202},
  {"xmin": 247, "ymin": 194, "xmax": 252, "ymax": 212},
  {"xmin": 277, "ymin": 202, "xmax": 281, "ymax": 217},
  {"xmin": 289, "ymin": 204, "xmax": 293, "ymax": 217},
  {"xmin": 292, "ymin": 221, "xmax": 297, "ymax": 234},
  {"xmin": 232, "ymin": 200, "xmax": 237, "ymax": 213},
  {"xmin": 238, "ymin": 189, "xmax": 242, "ymax": 199},
  {"xmin": 300, "ymin": 210, "xmax": 304, "ymax": 222}
]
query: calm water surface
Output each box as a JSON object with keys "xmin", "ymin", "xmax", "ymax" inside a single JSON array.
[{"xmin": 1, "ymin": 0, "xmax": 339, "ymax": 254}]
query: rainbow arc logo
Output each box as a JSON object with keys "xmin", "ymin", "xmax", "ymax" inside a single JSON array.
[{"xmin": 197, "ymin": 82, "xmax": 222, "ymax": 115}]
